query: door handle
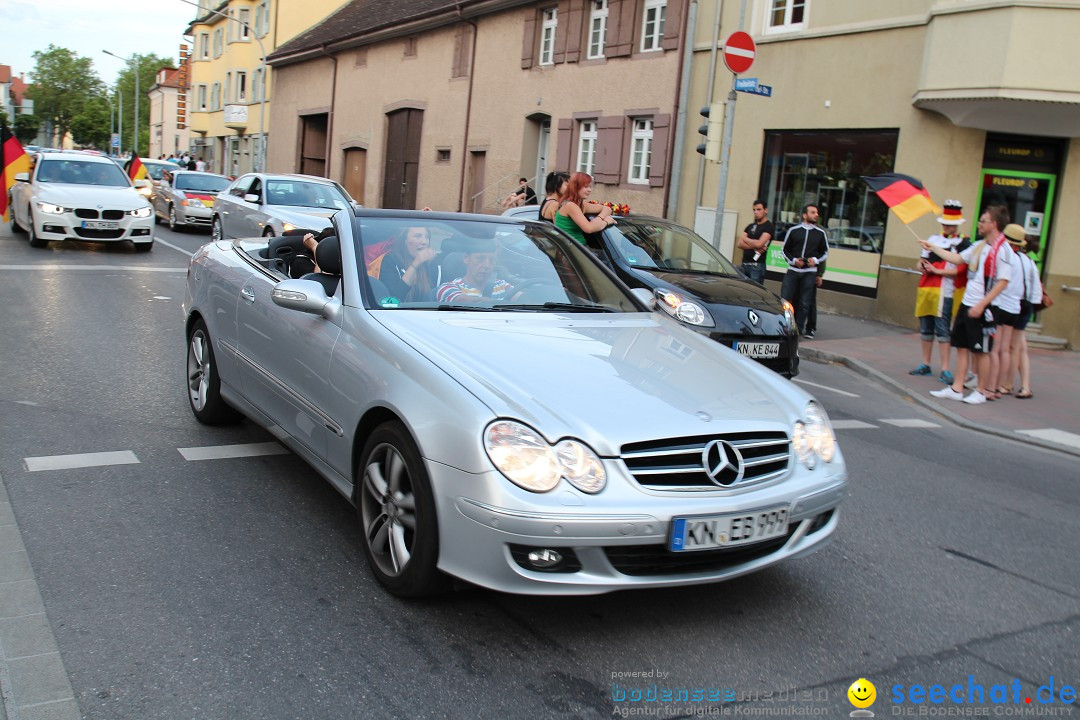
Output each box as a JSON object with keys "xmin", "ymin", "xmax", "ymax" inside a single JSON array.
[{"xmin": 241, "ymin": 286, "xmax": 256, "ymax": 303}]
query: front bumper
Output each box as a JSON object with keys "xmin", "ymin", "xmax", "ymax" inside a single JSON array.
[
  {"xmin": 176, "ymin": 203, "xmax": 213, "ymax": 226},
  {"xmin": 704, "ymin": 330, "xmax": 800, "ymax": 377},
  {"xmin": 431, "ymin": 459, "xmax": 846, "ymax": 595},
  {"xmin": 36, "ymin": 212, "xmax": 154, "ymax": 243}
]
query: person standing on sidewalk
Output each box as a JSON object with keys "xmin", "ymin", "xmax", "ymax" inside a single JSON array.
[
  {"xmin": 736, "ymin": 199, "xmax": 774, "ymax": 286},
  {"xmin": 910, "ymin": 200, "xmax": 970, "ymax": 384},
  {"xmin": 927, "ymin": 204, "xmax": 1014, "ymax": 405},
  {"xmin": 1001, "ymin": 224, "xmax": 1042, "ymax": 399},
  {"xmin": 780, "ymin": 204, "xmax": 829, "ymax": 338}
]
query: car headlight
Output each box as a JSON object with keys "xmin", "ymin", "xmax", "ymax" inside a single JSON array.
[
  {"xmin": 128, "ymin": 206, "xmax": 153, "ymax": 218},
  {"xmin": 484, "ymin": 421, "xmax": 607, "ymax": 493},
  {"xmin": 555, "ymin": 440, "xmax": 606, "ymax": 493},
  {"xmin": 282, "ymin": 222, "xmax": 296, "ymax": 233},
  {"xmin": 654, "ymin": 289, "xmax": 715, "ymax": 327},
  {"xmin": 791, "ymin": 401, "xmax": 837, "ymax": 469},
  {"xmin": 37, "ymin": 201, "xmax": 67, "ymax": 215},
  {"xmin": 182, "ymin": 198, "xmax": 205, "ymax": 207},
  {"xmin": 781, "ymin": 299, "xmax": 796, "ymax": 328}
]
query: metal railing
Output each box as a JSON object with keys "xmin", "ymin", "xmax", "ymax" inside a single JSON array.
[
  {"xmin": 880, "ymin": 264, "xmax": 921, "ymax": 276},
  {"xmin": 1061, "ymin": 284, "xmax": 1080, "ymax": 293},
  {"xmin": 469, "ymin": 171, "xmax": 541, "ymax": 214}
]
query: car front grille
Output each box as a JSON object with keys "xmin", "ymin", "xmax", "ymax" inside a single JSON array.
[
  {"xmin": 102, "ymin": 210, "xmax": 125, "ymax": 220},
  {"xmin": 620, "ymin": 431, "xmax": 791, "ymax": 491},
  {"xmin": 73, "ymin": 228, "xmax": 125, "ymax": 239},
  {"xmin": 75, "ymin": 208, "xmax": 98, "ymax": 219},
  {"xmin": 604, "ymin": 529, "xmax": 795, "ymax": 576}
]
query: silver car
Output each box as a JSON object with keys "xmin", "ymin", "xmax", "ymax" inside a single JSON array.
[
  {"xmin": 211, "ymin": 172, "xmax": 357, "ymax": 240},
  {"xmin": 183, "ymin": 209, "xmax": 847, "ymax": 597},
  {"xmin": 152, "ymin": 169, "xmax": 231, "ymax": 232}
]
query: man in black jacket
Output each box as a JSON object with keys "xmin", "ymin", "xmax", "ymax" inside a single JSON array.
[{"xmin": 780, "ymin": 203, "xmax": 829, "ymax": 336}]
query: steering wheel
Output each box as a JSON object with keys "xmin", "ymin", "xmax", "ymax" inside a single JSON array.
[{"xmin": 506, "ymin": 278, "xmax": 565, "ymax": 304}]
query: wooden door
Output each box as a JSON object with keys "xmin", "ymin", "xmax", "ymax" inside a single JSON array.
[
  {"xmin": 468, "ymin": 151, "xmax": 486, "ymax": 213},
  {"xmin": 299, "ymin": 113, "xmax": 328, "ymax": 177},
  {"xmin": 343, "ymin": 148, "xmax": 366, "ymax": 205},
  {"xmin": 382, "ymin": 108, "xmax": 423, "ymax": 209}
]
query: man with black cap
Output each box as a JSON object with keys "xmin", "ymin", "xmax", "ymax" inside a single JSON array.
[{"xmin": 910, "ymin": 199, "xmax": 970, "ymax": 385}]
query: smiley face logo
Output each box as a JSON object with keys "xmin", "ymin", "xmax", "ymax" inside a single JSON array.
[{"xmin": 848, "ymin": 678, "xmax": 877, "ymax": 709}]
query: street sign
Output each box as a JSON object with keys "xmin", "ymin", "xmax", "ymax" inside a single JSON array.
[
  {"xmin": 723, "ymin": 31, "xmax": 756, "ymax": 74},
  {"xmin": 737, "ymin": 84, "xmax": 773, "ymax": 97},
  {"xmin": 734, "ymin": 77, "xmax": 759, "ymax": 91},
  {"xmin": 111, "ymin": 133, "xmax": 120, "ymax": 149}
]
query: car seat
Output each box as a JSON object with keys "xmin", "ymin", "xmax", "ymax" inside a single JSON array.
[{"xmin": 300, "ymin": 235, "xmax": 341, "ymax": 296}]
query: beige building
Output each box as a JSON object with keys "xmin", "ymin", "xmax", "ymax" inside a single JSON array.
[
  {"xmin": 185, "ymin": 0, "xmax": 349, "ymax": 176},
  {"xmin": 676, "ymin": 0, "xmax": 1080, "ymax": 347},
  {"xmin": 266, "ymin": 0, "xmax": 688, "ymax": 214},
  {"xmin": 148, "ymin": 64, "xmax": 190, "ymax": 159}
]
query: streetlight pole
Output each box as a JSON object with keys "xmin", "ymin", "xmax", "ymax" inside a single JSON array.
[
  {"xmin": 174, "ymin": 0, "xmax": 268, "ymax": 171},
  {"xmin": 102, "ymin": 50, "xmax": 139, "ymax": 157}
]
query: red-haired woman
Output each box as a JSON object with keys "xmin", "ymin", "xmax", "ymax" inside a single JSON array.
[{"xmin": 554, "ymin": 172, "xmax": 614, "ymax": 244}]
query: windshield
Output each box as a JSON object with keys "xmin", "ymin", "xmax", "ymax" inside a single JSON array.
[
  {"xmin": 36, "ymin": 159, "xmax": 131, "ymax": 187},
  {"xmin": 266, "ymin": 180, "xmax": 351, "ymax": 210},
  {"xmin": 609, "ymin": 219, "xmax": 740, "ymax": 275},
  {"xmin": 355, "ymin": 216, "xmax": 641, "ymax": 313},
  {"xmin": 140, "ymin": 161, "xmax": 173, "ymax": 180},
  {"xmin": 175, "ymin": 174, "xmax": 230, "ymax": 193}
]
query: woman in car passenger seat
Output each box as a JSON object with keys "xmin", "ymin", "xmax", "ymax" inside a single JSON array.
[
  {"xmin": 372, "ymin": 226, "xmax": 442, "ymax": 302},
  {"xmin": 538, "ymin": 171, "xmax": 570, "ymax": 223}
]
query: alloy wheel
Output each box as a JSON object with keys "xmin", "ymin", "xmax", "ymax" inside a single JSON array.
[
  {"xmin": 187, "ymin": 329, "xmax": 210, "ymax": 412},
  {"xmin": 360, "ymin": 443, "xmax": 418, "ymax": 578}
]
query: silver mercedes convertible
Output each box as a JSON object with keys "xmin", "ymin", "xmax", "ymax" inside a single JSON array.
[{"xmin": 182, "ymin": 208, "xmax": 847, "ymax": 597}]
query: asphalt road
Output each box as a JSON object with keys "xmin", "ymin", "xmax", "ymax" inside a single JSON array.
[{"xmin": 0, "ymin": 222, "xmax": 1077, "ymax": 719}]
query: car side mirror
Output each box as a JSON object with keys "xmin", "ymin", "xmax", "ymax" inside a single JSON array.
[
  {"xmin": 14, "ymin": 172, "xmax": 29, "ymax": 182},
  {"xmin": 243, "ymin": 193, "xmax": 260, "ymax": 203},
  {"xmin": 630, "ymin": 288, "xmax": 656, "ymax": 310},
  {"xmin": 271, "ymin": 279, "xmax": 341, "ymax": 321}
]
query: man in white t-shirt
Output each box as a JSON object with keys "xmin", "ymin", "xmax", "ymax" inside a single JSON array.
[
  {"xmin": 924, "ymin": 204, "xmax": 1014, "ymax": 405},
  {"xmin": 195, "ymin": 157, "xmax": 207, "ymax": 172}
]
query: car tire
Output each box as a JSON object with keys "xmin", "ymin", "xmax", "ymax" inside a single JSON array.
[
  {"xmin": 168, "ymin": 205, "xmax": 179, "ymax": 232},
  {"xmin": 28, "ymin": 212, "xmax": 47, "ymax": 248},
  {"xmin": 357, "ymin": 422, "xmax": 447, "ymax": 598},
  {"xmin": 10, "ymin": 199, "xmax": 25, "ymax": 233},
  {"xmin": 263, "ymin": 228, "xmax": 276, "ymax": 238},
  {"xmin": 186, "ymin": 318, "xmax": 240, "ymax": 424},
  {"xmin": 211, "ymin": 216, "xmax": 223, "ymax": 242}
]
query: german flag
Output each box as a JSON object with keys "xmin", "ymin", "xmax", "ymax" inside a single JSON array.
[
  {"xmin": 863, "ymin": 173, "xmax": 941, "ymax": 225},
  {"xmin": 127, "ymin": 156, "xmax": 148, "ymax": 181},
  {"xmin": 2, "ymin": 126, "xmax": 32, "ymax": 222}
]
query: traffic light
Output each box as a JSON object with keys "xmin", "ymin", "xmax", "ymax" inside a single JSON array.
[{"xmin": 696, "ymin": 103, "xmax": 724, "ymax": 162}]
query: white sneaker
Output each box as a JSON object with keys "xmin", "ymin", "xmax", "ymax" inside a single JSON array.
[
  {"xmin": 931, "ymin": 387, "xmax": 964, "ymax": 401},
  {"xmin": 962, "ymin": 390, "xmax": 988, "ymax": 405}
]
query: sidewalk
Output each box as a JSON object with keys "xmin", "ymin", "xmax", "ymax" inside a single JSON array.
[{"xmin": 799, "ymin": 312, "xmax": 1080, "ymax": 458}]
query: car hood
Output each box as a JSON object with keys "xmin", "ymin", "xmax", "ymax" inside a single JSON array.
[
  {"xmin": 372, "ymin": 311, "xmax": 806, "ymax": 456},
  {"xmin": 632, "ymin": 268, "xmax": 784, "ymax": 314},
  {"xmin": 39, "ymin": 184, "xmax": 148, "ymax": 210}
]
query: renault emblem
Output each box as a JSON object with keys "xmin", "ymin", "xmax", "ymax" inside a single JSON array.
[
  {"xmin": 748, "ymin": 310, "xmax": 760, "ymax": 326},
  {"xmin": 701, "ymin": 440, "xmax": 744, "ymax": 487}
]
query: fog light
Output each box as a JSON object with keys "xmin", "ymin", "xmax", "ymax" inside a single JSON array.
[
  {"xmin": 43, "ymin": 225, "xmax": 65, "ymax": 234},
  {"xmin": 527, "ymin": 549, "xmax": 563, "ymax": 568}
]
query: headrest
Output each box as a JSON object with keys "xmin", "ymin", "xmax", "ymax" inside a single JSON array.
[{"xmin": 315, "ymin": 235, "xmax": 341, "ymax": 275}]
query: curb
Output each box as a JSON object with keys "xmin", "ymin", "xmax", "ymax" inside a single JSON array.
[{"xmin": 800, "ymin": 347, "xmax": 1080, "ymax": 460}]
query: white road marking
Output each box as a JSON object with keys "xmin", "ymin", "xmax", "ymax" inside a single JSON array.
[
  {"xmin": 0, "ymin": 265, "xmax": 186, "ymax": 272},
  {"xmin": 1016, "ymin": 429, "xmax": 1080, "ymax": 450},
  {"xmin": 151, "ymin": 296, "xmax": 172, "ymax": 300},
  {"xmin": 25, "ymin": 451, "xmax": 140, "ymax": 472},
  {"xmin": 793, "ymin": 379, "xmax": 860, "ymax": 398},
  {"xmin": 14, "ymin": 401, "xmax": 39, "ymax": 406},
  {"xmin": 830, "ymin": 420, "xmax": 877, "ymax": 430},
  {"xmin": 178, "ymin": 442, "xmax": 289, "ymax": 461},
  {"xmin": 153, "ymin": 237, "xmax": 194, "ymax": 257},
  {"xmin": 880, "ymin": 419, "xmax": 941, "ymax": 428}
]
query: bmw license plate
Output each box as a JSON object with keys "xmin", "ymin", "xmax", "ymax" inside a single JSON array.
[
  {"xmin": 735, "ymin": 341, "xmax": 780, "ymax": 359},
  {"xmin": 81, "ymin": 220, "xmax": 119, "ymax": 230},
  {"xmin": 670, "ymin": 507, "xmax": 789, "ymax": 551}
]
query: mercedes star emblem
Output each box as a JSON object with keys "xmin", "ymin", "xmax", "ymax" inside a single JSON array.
[{"xmin": 701, "ymin": 439, "xmax": 744, "ymax": 487}]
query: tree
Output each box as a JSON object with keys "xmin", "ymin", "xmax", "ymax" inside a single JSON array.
[
  {"xmin": 70, "ymin": 98, "xmax": 110, "ymax": 149},
  {"xmin": 25, "ymin": 45, "xmax": 104, "ymax": 146},
  {"xmin": 113, "ymin": 54, "xmax": 175, "ymax": 156},
  {"xmin": 14, "ymin": 114, "xmax": 40, "ymax": 145}
]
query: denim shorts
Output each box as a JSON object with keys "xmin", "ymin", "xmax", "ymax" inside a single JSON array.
[{"xmin": 918, "ymin": 304, "xmax": 951, "ymax": 342}]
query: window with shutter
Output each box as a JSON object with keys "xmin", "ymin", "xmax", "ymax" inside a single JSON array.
[
  {"xmin": 539, "ymin": 8, "xmax": 558, "ymax": 66},
  {"xmin": 641, "ymin": 0, "xmax": 666, "ymax": 52},
  {"xmin": 593, "ymin": 116, "xmax": 625, "ymax": 184},
  {"xmin": 628, "ymin": 118, "xmax": 654, "ymax": 184},
  {"xmin": 577, "ymin": 120, "xmax": 598, "ymax": 175},
  {"xmin": 587, "ymin": 0, "xmax": 609, "ymax": 59}
]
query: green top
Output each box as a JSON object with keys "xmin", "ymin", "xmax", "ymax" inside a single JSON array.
[{"xmin": 554, "ymin": 208, "xmax": 587, "ymax": 245}]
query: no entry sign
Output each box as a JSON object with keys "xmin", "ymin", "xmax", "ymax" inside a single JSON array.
[{"xmin": 723, "ymin": 31, "xmax": 756, "ymax": 74}]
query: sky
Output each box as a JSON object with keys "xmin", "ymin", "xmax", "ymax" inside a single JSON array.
[{"xmin": 1, "ymin": 0, "xmax": 198, "ymax": 86}]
